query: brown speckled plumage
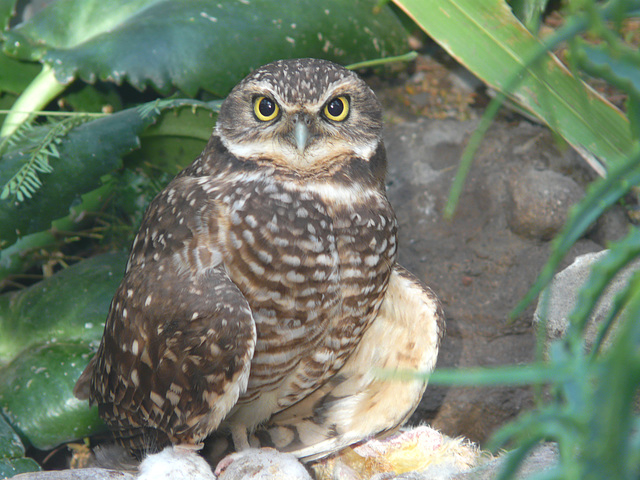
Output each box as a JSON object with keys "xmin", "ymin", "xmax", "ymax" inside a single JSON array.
[{"xmin": 75, "ymin": 58, "xmax": 444, "ymax": 459}]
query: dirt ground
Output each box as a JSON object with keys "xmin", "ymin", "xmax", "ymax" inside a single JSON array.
[{"xmin": 369, "ymin": 58, "xmax": 630, "ymax": 445}]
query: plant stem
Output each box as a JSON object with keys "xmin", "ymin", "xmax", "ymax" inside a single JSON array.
[
  {"xmin": 346, "ymin": 51, "xmax": 418, "ymax": 70},
  {"xmin": 0, "ymin": 64, "xmax": 67, "ymax": 138}
]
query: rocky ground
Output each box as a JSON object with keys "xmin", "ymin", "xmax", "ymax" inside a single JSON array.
[{"xmin": 371, "ymin": 56, "xmax": 630, "ymax": 445}]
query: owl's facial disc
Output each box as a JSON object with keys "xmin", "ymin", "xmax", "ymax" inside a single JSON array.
[{"xmin": 215, "ymin": 58, "xmax": 383, "ymax": 172}]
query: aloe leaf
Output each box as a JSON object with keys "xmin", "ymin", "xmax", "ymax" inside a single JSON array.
[
  {"xmin": 4, "ymin": 0, "xmax": 407, "ymax": 96},
  {"xmin": 0, "ymin": 0, "xmax": 17, "ymax": 29},
  {"xmin": 0, "ymin": 252, "xmax": 128, "ymax": 364},
  {"xmin": 0, "ymin": 415, "xmax": 40, "ymax": 477},
  {"xmin": 393, "ymin": 0, "xmax": 633, "ymax": 168},
  {"xmin": 0, "ymin": 342, "xmax": 106, "ymax": 450},
  {"xmin": 0, "ymin": 53, "xmax": 41, "ymax": 96}
]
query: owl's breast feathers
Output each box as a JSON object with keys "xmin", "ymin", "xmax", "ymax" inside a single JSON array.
[{"xmin": 186, "ymin": 135, "xmax": 399, "ymax": 411}]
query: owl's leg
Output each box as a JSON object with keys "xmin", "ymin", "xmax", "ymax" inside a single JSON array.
[
  {"xmin": 231, "ymin": 424, "xmax": 251, "ymax": 451},
  {"xmin": 252, "ymin": 264, "xmax": 444, "ymax": 462}
]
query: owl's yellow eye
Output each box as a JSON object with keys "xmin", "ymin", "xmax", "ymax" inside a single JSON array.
[
  {"xmin": 254, "ymin": 96, "xmax": 279, "ymax": 121},
  {"xmin": 324, "ymin": 96, "xmax": 349, "ymax": 122}
]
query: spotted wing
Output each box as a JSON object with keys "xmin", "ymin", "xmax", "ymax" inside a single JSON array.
[{"xmin": 75, "ymin": 175, "xmax": 256, "ymax": 453}]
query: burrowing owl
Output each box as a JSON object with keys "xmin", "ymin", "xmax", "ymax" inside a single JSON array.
[{"xmin": 74, "ymin": 58, "xmax": 444, "ymax": 460}]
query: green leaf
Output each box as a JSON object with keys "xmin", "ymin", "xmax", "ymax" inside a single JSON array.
[
  {"xmin": 575, "ymin": 41, "xmax": 640, "ymax": 99},
  {"xmin": 0, "ymin": 108, "xmax": 142, "ymax": 246},
  {"xmin": 0, "ymin": 252, "xmax": 128, "ymax": 364},
  {"xmin": 0, "ymin": 413, "xmax": 24, "ymax": 459},
  {"xmin": 0, "ymin": 342, "xmax": 106, "ymax": 450},
  {"xmin": 0, "ymin": 0, "xmax": 17, "ymax": 30},
  {"xmin": 0, "ymin": 53, "xmax": 40, "ymax": 95},
  {"xmin": 0, "ymin": 182, "xmax": 115, "ymax": 282},
  {"xmin": 133, "ymin": 99, "xmax": 220, "ymax": 175},
  {"xmin": 628, "ymin": 95, "xmax": 640, "ymax": 142},
  {"xmin": 0, "ymin": 457, "xmax": 41, "ymax": 478},
  {"xmin": 567, "ymin": 228, "xmax": 640, "ymax": 345},
  {"xmin": 0, "ymin": 65, "xmax": 66, "ymax": 137},
  {"xmin": 3, "ymin": 0, "xmax": 409, "ymax": 96},
  {"xmin": 0, "ymin": 414, "xmax": 40, "ymax": 477},
  {"xmin": 393, "ymin": 0, "xmax": 634, "ymax": 170},
  {"xmin": 509, "ymin": 0, "xmax": 549, "ymax": 31},
  {"xmin": 0, "ymin": 99, "xmax": 217, "ymax": 258},
  {"xmin": 61, "ymin": 82, "xmax": 123, "ymax": 114}
]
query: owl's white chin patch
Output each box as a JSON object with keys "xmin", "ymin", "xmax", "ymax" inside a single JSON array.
[{"xmin": 219, "ymin": 134, "xmax": 377, "ymax": 170}]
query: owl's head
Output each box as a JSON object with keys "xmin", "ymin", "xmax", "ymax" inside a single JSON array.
[{"xmin": 215, "ymin": 58, "xmax": 383, "ymax": 172}]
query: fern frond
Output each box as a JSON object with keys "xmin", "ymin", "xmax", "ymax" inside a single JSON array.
[{"xmin": 1, "ymin": 114, "xmax": 95, "ymax": 203}]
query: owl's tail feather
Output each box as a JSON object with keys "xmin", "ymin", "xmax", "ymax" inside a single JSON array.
[{"xmin": 73, "ymin": 354, "xmax": 97, "ymax": 400}]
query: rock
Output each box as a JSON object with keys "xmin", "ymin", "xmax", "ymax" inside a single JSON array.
[
  {"xmin": 11, "ymin": 469, "xmax": 135, "ymax": 479},
  {"xmin": 137, "ymin": 446, "xmax": 214, "ymax": 480},
  {"xmin": 534, "ymin": 250, "xmax": 640, "ymax": 350},
  {"xmin": 452, "ymin": 443, "xmax": 558, "ymax": 480},
  {"xmin": 589, "ymin": 205, "xmax": 630, "ymax": 247},
  {"xmin": 215, "ymin": 448, "xmax": 311, "ymax": 480},
  {"xmin": 506, "ymin": 168, "xmax": 584, "ymax": 240}
]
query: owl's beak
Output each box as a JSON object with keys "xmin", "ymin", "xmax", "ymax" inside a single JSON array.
[{"xmin": 293, "ymin": 116, "xmax": 310, "ymax": 153}]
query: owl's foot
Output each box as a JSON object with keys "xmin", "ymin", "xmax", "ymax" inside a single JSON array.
[{"xmin": 137, "ymin": 445, "xmax": 215, "ymax": 480}]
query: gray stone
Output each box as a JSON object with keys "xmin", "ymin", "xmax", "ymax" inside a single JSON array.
[
  {"xmin": 506, "ymin": 168, "xmax": 584, "ymax": 240},
  {"xmin": 589, "ymin": 205, "xmax": 630, "ymax": 247},
  {"xmin": 452, "ymin": 443, "xmax": 558, "ymax": 480},
  {"xmin": 11, "ymin": 469, "xmax": 135, "ymax": 480},
  {"xmin": 535, "ymin": 250, "xmax": 640, "ymax": 350},
  {"xmin": 216, "ymin": 449, "xmax": 311, "ymax": 480},
  {"xmin": 137, "ymin": 447, "xmax": 215, "ymax": 480}
]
